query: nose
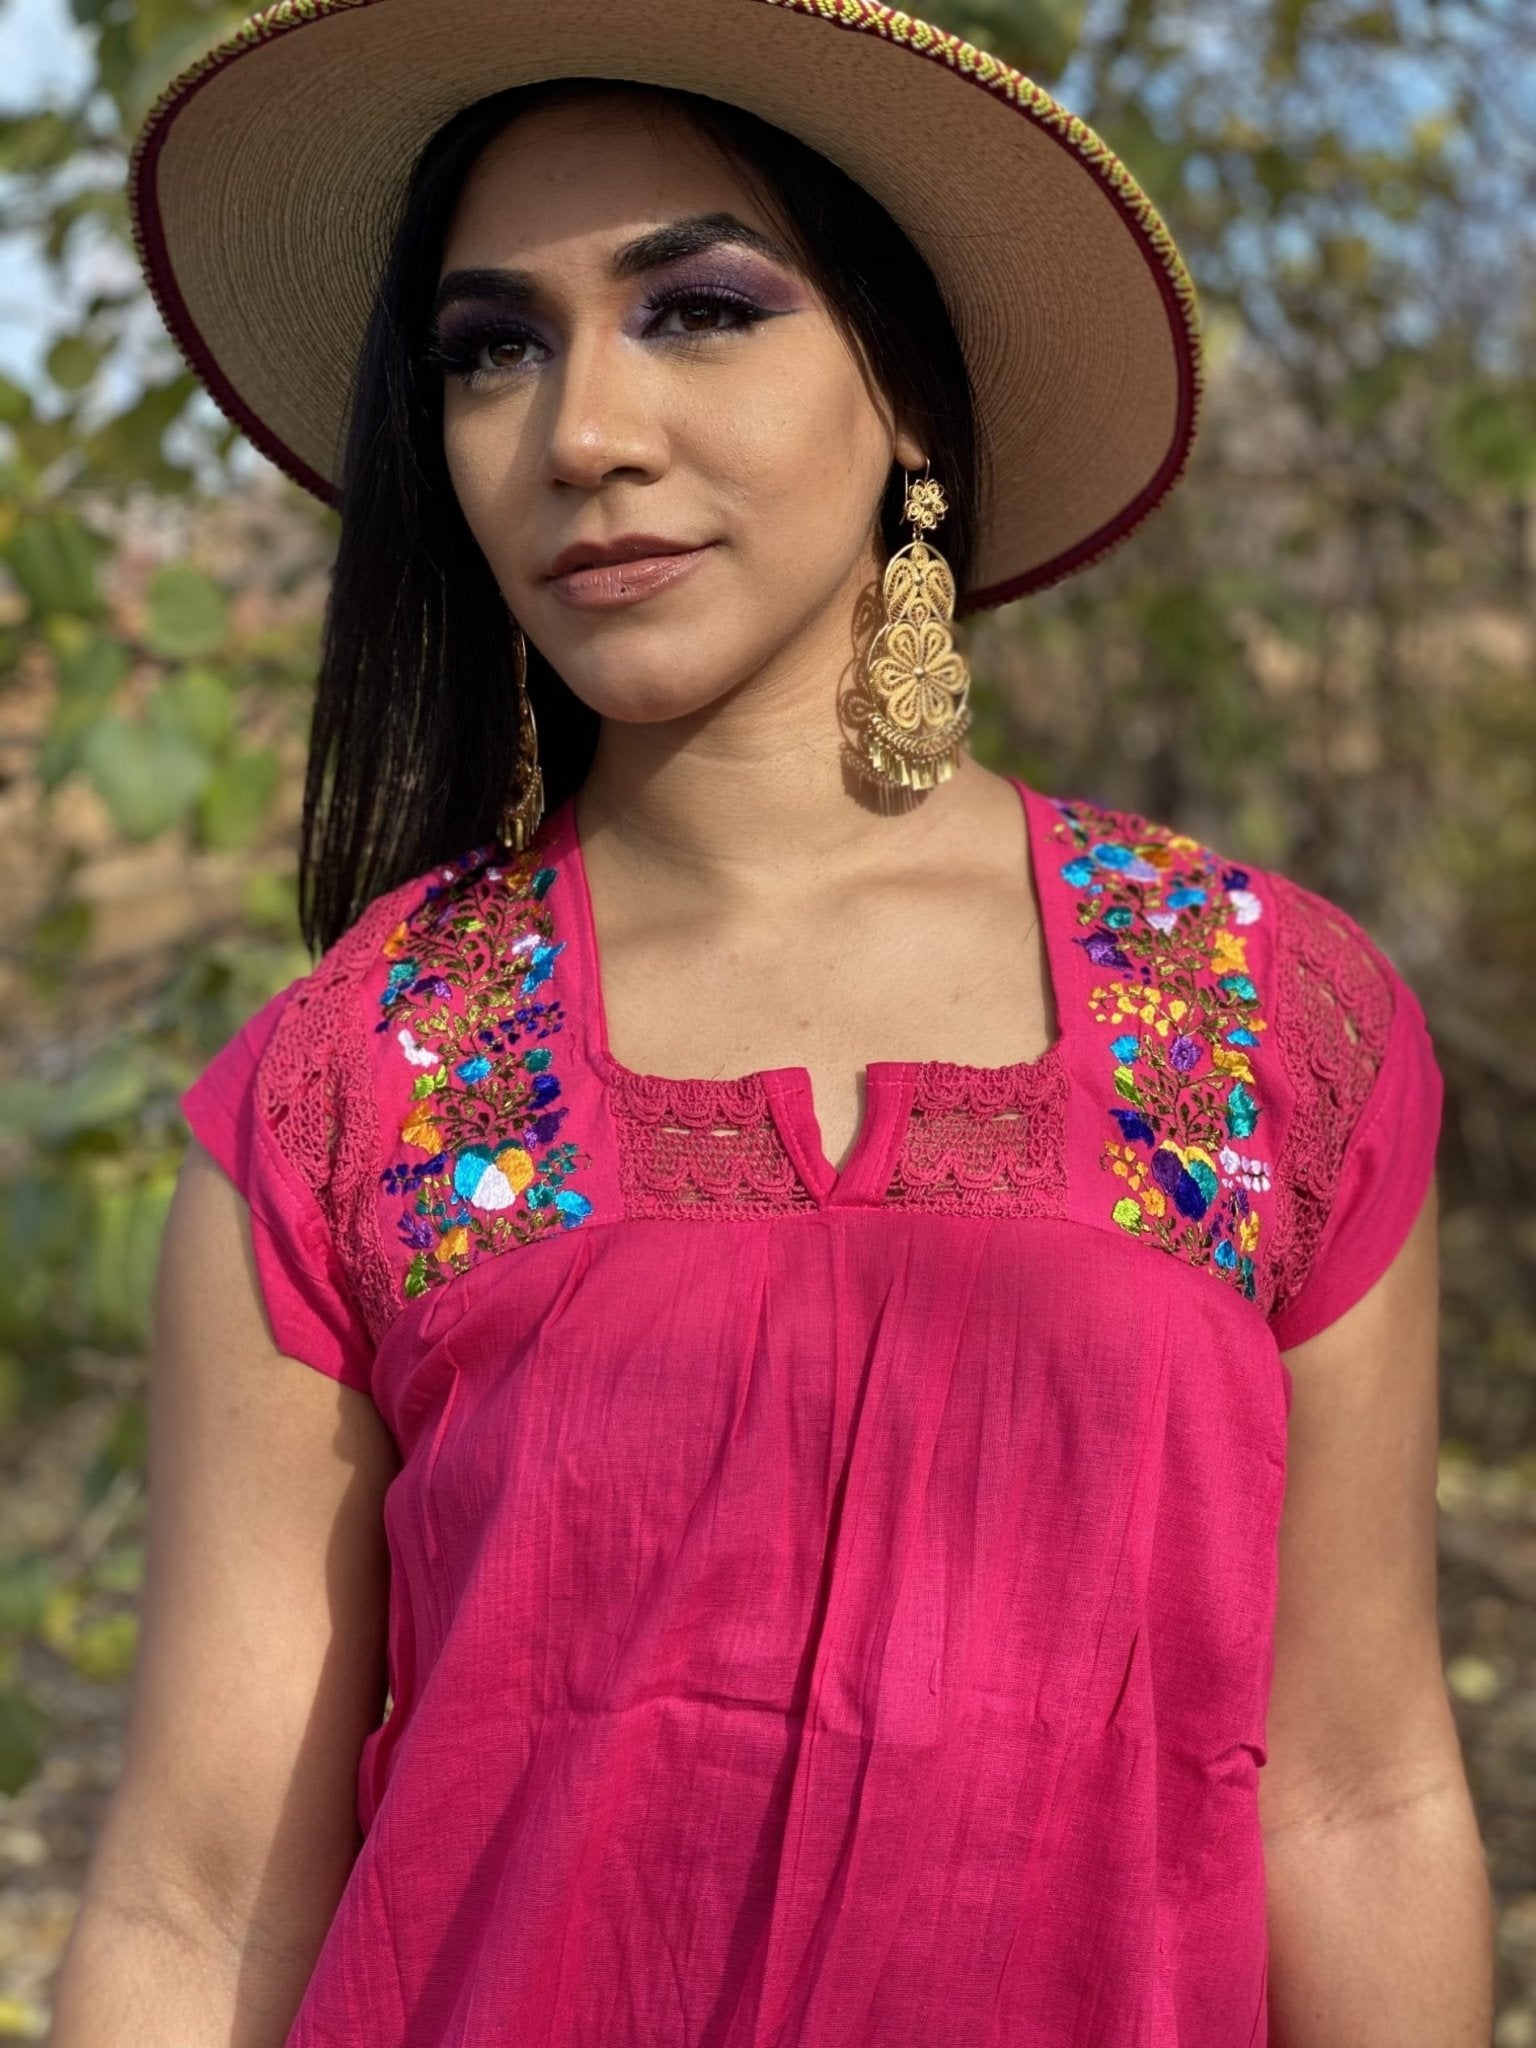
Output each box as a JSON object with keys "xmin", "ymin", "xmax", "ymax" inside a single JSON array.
[{"xmin": 540, "ymin": 319, "xmax": 667, "ymax": 493}]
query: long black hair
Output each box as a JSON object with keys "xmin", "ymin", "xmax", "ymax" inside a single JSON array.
[{"xmin": 301, "ymin": 76, "xmax": 983, "ymax": 955}]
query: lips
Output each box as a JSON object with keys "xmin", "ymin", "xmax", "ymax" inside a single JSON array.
[{"xmin": 543, "ymin": 534, "xmax": 704, "ymax": 581}]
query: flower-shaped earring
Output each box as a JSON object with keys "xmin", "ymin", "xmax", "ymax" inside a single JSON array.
[{"xmin": 847, "ymin": 464, "xmax": 972, "ymax": 793}]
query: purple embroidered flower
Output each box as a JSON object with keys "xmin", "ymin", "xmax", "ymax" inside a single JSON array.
[
  {"xmin": 527, "ymin": 1108, "xmax": 567, "ymax": 1146},
  {"xmin": 1152, "ymin": 1146, "xmax": 1211, "ymax": 1219},
  {"xmin": 398, "ymin": 1214, "xmax": 435, "ymax": 1251},
  {"xmin": 1169, "ymin": 1033, "xmax": 1203, "ymax": 1073},
  {"xmin": 1077, "ymin": 931, "xmax": 1134, "ymax": 970},
  {"xmin": 412, "ymin": 974, "xmax": 452, "ymax": 1001}
]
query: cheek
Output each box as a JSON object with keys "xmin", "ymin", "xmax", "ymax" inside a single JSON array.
[
  {"xmin": 442, "ymin": 403, "xmax": 522, "ymax": 558},
  {"xmin": 712, "ymin": 355, "xmax": 888, "ymax": 563}
]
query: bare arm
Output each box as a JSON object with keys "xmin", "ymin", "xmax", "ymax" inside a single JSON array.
[
  {"xmin": 47, "ymin": 1138, "xmax": 400, "ymax": 2047},
  {"xmin": 1261, "ymin": 1175, "xmax": 1494, "ymax": 2047}
]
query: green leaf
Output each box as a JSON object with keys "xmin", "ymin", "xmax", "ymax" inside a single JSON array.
[
  {"xmin": 89, "ymin": 1393, "xmax": 146, "ymax": 1495},
  {"xmin": 80, "ymin": 1180, "xmax": 174, "ymax": 1348},
  {"xmin": 0, "ymin": 110, "xmax": 78, "ymax": 174},
  {"xmin": 4, "ymin": 512, "xmax": 104, "ymax": 619},
  {"xmin": 0, "ymin": 1689, "xmax": 47, "ymax": 1796},
  {"xmin": 0, "ymin": 377, "xmax": 32, "ymax": 428},
  {"xmin": 53, "ymin": 629, "xmax": 129, "ymax": 701},
  {"xmin": 145, "ymin": 565, "xmax": 229, "ymax": 660},
  {"xmin": 197, "ymin": 746, "xmax": 279, "ymax": 850},
  {"xmin": 151, "ymin": 665, "xmax": 233, "ymax": 752},
  {"xmin": 1438, "ymin": 386, "xmax": 1536, "ymax": 493},
  {"xmin": 81, "ymin": 713, "xmax": 212, "ymax": 840},
  {"xmin": 0, "ymin": 1046, "xmax": 149, "ymax": 1146},
  {"xmin": 46, "ymin": 335, "xmax": 102, "ymax": 395},
  {"xmin": 0, "ymin": 1553, "xmax": 55, "ymax": 1634},
  {"xmin": 69, "ymin": 1613, "xmax": 139, "ymax": 1683}
]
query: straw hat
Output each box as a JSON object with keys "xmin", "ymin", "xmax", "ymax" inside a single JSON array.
[{"xmin": 128, "ymin": 0, "xmax": 1202, "ymax": 611}]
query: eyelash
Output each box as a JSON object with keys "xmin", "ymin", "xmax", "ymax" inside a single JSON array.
[{"xmin": 425, "ymin": 285, "xmax": 770, "ymax": 388}]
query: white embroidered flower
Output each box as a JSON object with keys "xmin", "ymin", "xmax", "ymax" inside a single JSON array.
[{"xmin": 398, "ymin": 1027, "xmax": 439, "ymax": 1069}]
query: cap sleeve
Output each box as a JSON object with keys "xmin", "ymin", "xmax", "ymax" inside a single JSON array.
[
  {"xmin": 180, "ymin": 977, "xmax": 376, "ymax": 1395},
  {"xmin": 1266, "ymin": 876, "xmax": 1445, "ymax": 1352}
]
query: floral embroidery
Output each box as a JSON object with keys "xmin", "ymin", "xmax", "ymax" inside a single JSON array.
[
  {"xmin": 374, "ymin": 845, "xmax": 592, "ymax": 1301},
  {"xmin": 1050, "ymin": 797, "xmax": 1272, "ymax": 1302}
]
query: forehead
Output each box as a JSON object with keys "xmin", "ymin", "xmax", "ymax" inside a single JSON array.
[{"xmin": 443, "ymin": 95, "xmax": 781, "ymax": 269}]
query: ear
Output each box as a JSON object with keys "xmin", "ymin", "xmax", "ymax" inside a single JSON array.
[{"xmin": 892, "ymin": 424, "xmax": 928, "ymax": 473}]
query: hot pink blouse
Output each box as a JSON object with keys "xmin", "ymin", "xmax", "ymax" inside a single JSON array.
[{"xmin": 180, "ymin": 775, "xmax": 1443, "ymax": 2047}]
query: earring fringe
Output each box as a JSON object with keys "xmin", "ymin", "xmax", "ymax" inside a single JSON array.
[{"xmin": 498, "ymin": 626, "xmax": 545, "ymax": 852}]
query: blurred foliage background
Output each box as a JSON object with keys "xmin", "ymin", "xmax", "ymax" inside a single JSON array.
[{"xmin": 0, "ymin": 0, "xmax": 1531, "ymax": 2035}]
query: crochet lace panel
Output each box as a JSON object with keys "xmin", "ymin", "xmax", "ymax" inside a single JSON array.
[
  {"xmin": 884, "ymin": 1058, "xmax": 1069, "ymax": 1215},
  {"xmin": 254, "ymin": 887, "xmax": 409, "ymax": 1345},
  {"xmin": 610, "ymin": 1068, "xmax": 819, "ymax": 1219},
  {"xmin": 1265, "ymin": 872, "xmax": 1398, "ymax": 1326}
]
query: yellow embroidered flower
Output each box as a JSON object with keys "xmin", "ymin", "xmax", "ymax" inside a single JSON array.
[
  {"xmin": 1111, "ymin": 1196, "xmax": 1143, "ymax": 1232},
  {"xmin": 382, "ymin": 919, "xmax": 411, "ymax": 960},
  {"xmin": 401, "ymin": 1102, "xmax": 443, "ymax": 1152},
  {"xmin": 493, "ymin": 1142, "xmax": 535, "ymax": 1195},
  {"xmin": 436, "ymin": 1225, "xmax": 471, "ymax": 1264},
  {"xmin": 1210, "ymin": 931, "xmax": 1249, "ymax": 976},
  {"xmin": 1239, "ymin": 1210, "xmax": 1261, "ymax": 1255},
  {"xmin": 1211, "ymin": 1046, "xmax": 1255, "ymax": 1083},
  {"xmin": 1143, "ymin": 1187, "xmax": 1167, "ymax": 1218}
]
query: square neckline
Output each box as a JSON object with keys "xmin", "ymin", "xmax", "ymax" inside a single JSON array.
[{"xmin": 557, "ymin": 773, "xmax": 1068, "ymax": 1201}]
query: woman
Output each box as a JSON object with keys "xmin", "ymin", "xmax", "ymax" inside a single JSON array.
[{"xmin": 55, "ymin": 2, "xmax": 1490, "ymax": 2043}]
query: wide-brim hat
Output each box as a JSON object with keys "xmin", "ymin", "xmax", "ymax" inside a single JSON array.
[{"xmin": 128, "ymin": 0, "xmax": 1202, "ymax": 612}]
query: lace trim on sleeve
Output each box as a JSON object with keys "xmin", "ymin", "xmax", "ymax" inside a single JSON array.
[
  {"xmin": 254, "ymin": 887, "xmax": 410, "ymax": 1346},
  {"xmin": 1265, "ymin": 872, "xmax": 1397, "ymax": 1327}
]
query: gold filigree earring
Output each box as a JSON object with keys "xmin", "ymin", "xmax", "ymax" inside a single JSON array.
[
  {"xmin": 845, "ymin": 465, "xmax": 972, "ymax": 792},
  {"xmin": 497, "ymin": 625, "xmax": 545, "ymax": 852}
]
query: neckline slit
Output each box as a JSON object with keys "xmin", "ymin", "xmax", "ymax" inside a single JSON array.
[{"xmin": 558, "ymin": 773, "xmax": 1067, "ymax": 1199}]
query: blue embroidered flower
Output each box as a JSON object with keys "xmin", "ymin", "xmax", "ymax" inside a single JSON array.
[
  {"xmin": 1111, "ymin": 1107, "xmax": 1157, "ymax": 1146},
  {"xmin": 379, "ymin": 849, "xmax": 593, "ymax": 1302},
  {"xmin": 519, "ymin": 941, "xmax": 564, "ymax": 993},
  {"xmin": 1050, "ymin": 795, "xmax": 1272, "ymax": 1305},
  {"xmin": 1225, "ymin": 1081, "xmax": 1260, "ymax": 1139}
]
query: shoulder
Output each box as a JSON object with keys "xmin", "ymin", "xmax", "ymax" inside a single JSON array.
[
  {"xmin": 1042, "ymin": 783, "xmax": 1413, "ymax": 1051},
  {"xmin": 1040, "ymin": 787, "xmax": 1441, "ymax": 1332}
]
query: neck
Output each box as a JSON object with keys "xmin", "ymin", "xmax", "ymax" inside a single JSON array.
[{"xmin": 571, "ymin": 559, "xmax": 978, "ymax": 897}]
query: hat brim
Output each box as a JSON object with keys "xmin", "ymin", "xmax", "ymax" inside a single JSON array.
[{"xmin": 129, "ymin": 0, "xmax": 1202, "ymax": 611}]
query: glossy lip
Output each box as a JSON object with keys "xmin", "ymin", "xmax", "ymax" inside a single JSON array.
[
  {"xmin": 543, "ymin": 532, "xmax": 705, "ymax": 581},
  {"xmin": 547, "ymin": 543, "xmax": 716, "ymax": 611}
]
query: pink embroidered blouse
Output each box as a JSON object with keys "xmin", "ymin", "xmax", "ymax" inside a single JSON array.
[{"xmin": 180, "ymin": 775, "xmax": 1444, "ymax": 2047}]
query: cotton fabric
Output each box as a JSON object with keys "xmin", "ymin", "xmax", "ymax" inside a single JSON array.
[{"xmin": 179, "ymin": 775, "xmax": 1444, "ymax": 2046}]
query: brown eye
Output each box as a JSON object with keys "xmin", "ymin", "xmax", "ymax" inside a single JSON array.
[{"xmin": 647, "ymin": 288, "xmax": 767, "ymax": 340}]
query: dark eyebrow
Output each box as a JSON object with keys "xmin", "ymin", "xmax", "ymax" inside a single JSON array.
[{"xmin": 433, "ymin": 211, "xmax": 798, "ymax": 316}]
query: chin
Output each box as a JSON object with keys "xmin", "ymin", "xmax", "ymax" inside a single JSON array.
[{"xmin": 553, "ymin": 651, "xmax": 741, "ymax": 726}]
